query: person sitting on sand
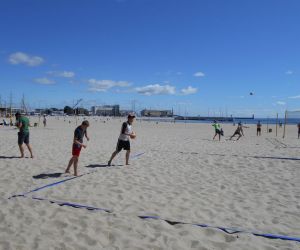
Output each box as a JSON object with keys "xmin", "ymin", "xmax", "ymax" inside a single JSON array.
[
  {"xmin": 108, "ymin": 113, "xmax": 136, "ymax": 166},
  {"xmin": 212, "ymin": 120, "xmax": 222, "ymax": 141},
  {"xmin": 15, "ymin": 112, "xmax": 34, "ymax": 158},
  {"xmin": 65, "ymin": 120, "xmax": 90, "ymax": 176},
  {"xmin": 230, "ymin": 122, "xmax": 245, "ymax": 141},
  {"xmin": 257, "ymin": 121, "xmax": 262, "ymax": 136}
]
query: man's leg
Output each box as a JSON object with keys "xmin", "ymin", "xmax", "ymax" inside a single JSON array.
[
  {"xmin": 18, "ymin": 144, "xmax": 24, "ymax": 158},
  {"xmin": 213, "ymin": 132, "xmax": 217, "ymax": 140},
  {"xmin": 18, "ymin": 133, "xmax": 25, "ymax": 158},
  {"xmin": 73, "ymin": 157, "xmax": 79, "ymax": 176},
  {"xmin": 108, "ymin": 150, "xmax": 119, "ymax": 166},
  {"xmin": 25, "ymin": 144, "xmax": 34, "ymax": 158},
  {"xmin": 125, "ymin": 150, "xmax": 130, "ymax": 165},
  {"xmin": 65, "ymin": 156, "xmax": 75, "ymax": 173}
]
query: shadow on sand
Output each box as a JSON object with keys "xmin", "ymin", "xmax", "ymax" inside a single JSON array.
[
  {"xmin": 33, "ymin": 173, "xmax": 64, "ymax": 179},
  {"xmin": 0, "ymin": 156, "xmax": 22, "ymax": 159},
  {"xmin": 85, "ymin": 164, "xmax": 110, "ymax": 168},
  {"xmin": 85, "ymin": 164, "xmax": 123, "ymax": 168}
]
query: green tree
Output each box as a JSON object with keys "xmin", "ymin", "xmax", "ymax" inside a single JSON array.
[{"xmin": 64, "ymin": 106, "xmax": 74, "ymax": 115}]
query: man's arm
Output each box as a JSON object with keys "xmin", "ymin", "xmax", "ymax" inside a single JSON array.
[
  {"xmin": 121, "ymin": 122, "xmax": 133, "ymax": 136},
  {"xmin": 121, "ymin": 122, "xmax": 127, "ymax": 134},
  {"xmin": 85, "ymin": 130, "xmax": 90, "ymax": 141},
  {"xmin": 73, "ymin": 137, "xmax": 86, "ymax": 148},
  {"xmin": 241, "ymin": 128, "xmax": 245, "ymax": 136},
  {"xmin": 16, "ymin": 121, "xmax": 22, "ymax": 129}
]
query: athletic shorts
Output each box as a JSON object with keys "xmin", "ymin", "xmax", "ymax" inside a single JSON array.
[
  {"xmin": 215, "ymin": 129, "xmax": 221, "ymax": 134},
  {"xmin": 116, "ymin": 139, "xmax": 130, "ymax": 152},
  {"xmin": 257, "ymin": 128, "xmax": 261, "ymax": 132},
  {"xmin": 18, "ymin": 132, "xmax": 29, "ymax": 145},
  {"xmin": 72, "ymin": 145, "xmax": 82, "ymax": 157},
  {"xmin": 234, "ymin": 131, "xmax": 241, "ymax": 136}
]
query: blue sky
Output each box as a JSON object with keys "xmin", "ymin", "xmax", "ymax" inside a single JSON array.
[{"xmin": 0, "ymin": 0, "xmax": 299, "ymax": 117}]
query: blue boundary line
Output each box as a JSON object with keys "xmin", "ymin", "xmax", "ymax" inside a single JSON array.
[
  {"xmin": 130, "ymin": 152, "xmax": 145, "ymax": 159},
  {"xmin": 8, "ymin": 171, "xmax": 95, "ymax": 199},
  {"xmin": 8, "ymin": 151, "xmax": 300, "ymax": 243},
  {"xmin": 8, "ymin": 152, "xmax": 145, "ymax": 199},
  {"xmin": 13, "ymin": 195, "xmax": 300, "ymax": 243}
]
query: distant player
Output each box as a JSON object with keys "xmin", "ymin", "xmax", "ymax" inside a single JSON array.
[
  {"xmin": 15, "ymin": 112, "xmax": 34, "ymax": 158},
  {"xmin": 230, "ymin": 122, "xmax": 245, "ymax": 141},
  {"xmin": 108, "ymin": 114, "xmax": 136, "ymax": 166},
  {"xmin": 43, "ymin": 115, "xmax": 47, "ymax": 127},
  {"xmin": 257, "ymin": 121, "xmax": 262, "ymax": 136},
  {"xmin": 65, "ymin": 120, "xmax": 90, "ymax": 176},
  {"xmin": 212, "ymin": 120, "xmax": 222, "ymax": 141},
  {"xmin": 298, "ymin": 123, "xmax": 300, "ymax": 139}
]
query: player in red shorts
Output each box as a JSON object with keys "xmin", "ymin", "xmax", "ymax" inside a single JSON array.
[{"xmin": 65, "ymin": 120, "xmax": 90, "ymax": 176}]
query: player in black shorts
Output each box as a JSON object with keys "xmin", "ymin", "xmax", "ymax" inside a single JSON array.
[
  {"xmin": 108, "ymin": 114, "xmax": 136, "ymax": 166},
  {"xmin": 257, "ymin": 121, "xmax": 262, "ymax": 136},
  {"xmin": 230, "ymin": 122, "xmax": 244, "ymax": 141}
]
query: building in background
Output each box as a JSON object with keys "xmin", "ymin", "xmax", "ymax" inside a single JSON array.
[
  {"xmin": 119, "ymin": 110, "xmax": 134, "ymax": 117},
  {"xmin": 141, "ymin": 109, "xmax": 173, "ymax": 117},
  {"xmin": 0, "ymin": 107, "xmax": 24, "ymax": 117},
  {"xmin": 91, "ymin": 105, "xmax": 120, "ymax": 116}
]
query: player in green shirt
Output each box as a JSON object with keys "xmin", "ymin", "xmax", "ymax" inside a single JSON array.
[
  {"xmin": 15, "ymin": 112, "xmax": 34, "ymax": 158},
  {"xmin": 212, "ymin": 120, "xmax": 222, "ymax": 141}
]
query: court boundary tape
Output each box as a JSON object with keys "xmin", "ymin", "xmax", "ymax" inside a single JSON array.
[
  {"xmin": 8, "ymin": 152, "xmax": 145, "ymax": 199},
  {"xmin": 8, "ymin": 151, "xmax": 300, "ymax": 243},
  {"xmin": 11, "ymin": 194, "xmax": 300, "ymax": 243}
]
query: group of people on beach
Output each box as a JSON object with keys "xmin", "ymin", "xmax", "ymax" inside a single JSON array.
[
  {"xmin": 11, "ymin": 112, "xmax": 300, "ymax": 175},
  {"xmin": 212, "ymin": 120, "xmax": 248, "ymax": 141},
  {"xmin": 65, "ymin": 113, "xmax": 136, "ymax": 176},
  {"xmin": 212, "ymin": 120, "xmax": 300, "ymax": 141},
  {"xmin": 14, "ymin": 112, "xmax": 137, "ymax": 176}
]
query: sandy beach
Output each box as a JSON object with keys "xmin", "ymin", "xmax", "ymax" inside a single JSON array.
[{"xmin": 0, "ymin": 117, "xmax": 299, "ymax": 250}]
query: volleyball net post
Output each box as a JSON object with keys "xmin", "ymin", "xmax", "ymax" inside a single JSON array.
[
  {"xmin": 283, "ymin": 110, "xmax": 300, "ymax": 139},
  {"xmin": 283, "ymin": 111, "xmax": 287, "ymax": 139}
]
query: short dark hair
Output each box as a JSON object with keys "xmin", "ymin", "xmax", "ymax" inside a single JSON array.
[
  {"xmin": 82, "ymin": 120, "xmax": 89, "ymax": 126},
  {"xmin": 15, "ymin": 112, "xmax": 21, "ymax": 117},
  {"xmin": 128, "ymin": 113, "xmax": 136, "ymax": 119}
]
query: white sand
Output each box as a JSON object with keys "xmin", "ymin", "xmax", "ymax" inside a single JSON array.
[{"xmin": 0, "ymin": 117, "xmax": 299, "ymax": 250}]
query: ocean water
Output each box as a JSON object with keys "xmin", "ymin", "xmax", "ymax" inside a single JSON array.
[{"xmin": 174, "ymin": 118, "xmax": 300, "ymax": 125}]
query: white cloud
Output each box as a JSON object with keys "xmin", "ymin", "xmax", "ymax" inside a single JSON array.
[
  {"xmin": 285, "ymin": 70, "xmax": 293, "ymax": 75},
  {"xmin": 194, "ymin": 71, "xmax": 205, "ymax": 77},
  {"xmin": 181, "ymin": 86, "xmax": 198, "ymax": 95},
  {"xmin": 48, "ymin": 71, "xmax": 75, "ymax": 78},
  {"xmin": 88, "ymin": 79, "xmax": 130, "ymax": 92},
  {"xmin": 288, "ymin": 95, "xmax": 300, "ymax": 99},
  {"xmin": 276, "ymin": 101, "xmax": 286, "ymax": 105},
  {"xmin": 34, "ymin": 77, "xmax": 55, "ymax": 85},
  {"xmin": 9, "ymin": 52, "xmax": 44, "ymax": 66},
  {"xmin": 135, "ymin": 84, "xmax": 176, "ymax": 96}
]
